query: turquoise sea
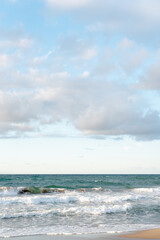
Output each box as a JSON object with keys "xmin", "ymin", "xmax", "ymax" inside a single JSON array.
[{"xmin": 0, "ymin": 174, "xmax": 160, "ymax": 238}]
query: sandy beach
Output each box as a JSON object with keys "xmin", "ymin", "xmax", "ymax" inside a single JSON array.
[
  {"xmin": 120, "ymin": 228, "xmax": 160, "ymax": 239},
  {"xmin": 1, "ymin": 230, "xmax": 160, "ymax": 240}
]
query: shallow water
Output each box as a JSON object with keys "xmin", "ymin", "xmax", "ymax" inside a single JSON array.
[{"xmin": 0, "ymin": 174, "xmax": 160, "ymax": 238}]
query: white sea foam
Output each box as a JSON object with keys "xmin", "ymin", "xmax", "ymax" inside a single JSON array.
[
  {"xmin": 0, "ymin": 202, "xmax": 132, "ymax": 220},
  {"xmin": 0, "ymin": 224, "xmax": 159, "ymax": 238},
  {"xmin": 0, "ymin": 186, "xmax": 160, "ymax": 197},
  {"xmin": 59, "ymin": 203, "xmax": 132, "ymax": 215},
  {"xmin": 0, "ymin": 187, "xmax": 18, "ymax": 196},
  {"xmin": 1, "ymin": 185, "xmax": 160, "ymax": 238},
  {"xmin": 132, "ymin": 187, "xmax": 160, "ymax": 193},
  {"xmin": 0, "ymin": 186, "xmax": 160, "ymax": 206}
]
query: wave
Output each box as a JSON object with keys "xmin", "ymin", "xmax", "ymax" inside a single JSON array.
[
  {"xmin": 0, "ymin": 187, "xmax": 66, "ymax": 196},
  {"xmin": 0, "ymin": 223, "xmax": 159, "ymax": 238},
  {"xmin": 0, "ymin": 186, "xmax": 110, "ymax": 196},
  {"xmin": 0, "ymin": 187, "xmax": 18, "ymax": 196},
  {"xmin": 0, "ymin": 203, "xmax": 132, "ymax": 219},
  {"xmin": 18, "ymin": 187, "xmax": 66, "ymax": 194},
  {"xmin": 132, "ymin": 187, "xmax": 160, "ymax": 193},
  {"xmin": 0, "ymin": 191, "xmax": 157, "ymax": 206},
  {"xmin": 1, "ymin": 185, "xmax": 160, "ymax": 196},
  {"xmin": 1, "ymin": 186, "xmax": 160, "ymax": 205}
]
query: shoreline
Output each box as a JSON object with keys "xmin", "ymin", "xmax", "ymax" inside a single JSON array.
[
  {"xmin": 0, "ymin": 233, "xmax": 117, "ymax": 240},
  {"xmin": 0, "ymin": 229, "xmax": 160, "ymax": 240}
]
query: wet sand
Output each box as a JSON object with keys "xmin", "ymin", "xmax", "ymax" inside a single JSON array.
[
  {"xmin": 120, "ymin": 228, "xmax": 160, "ymax": 239},
  {"xmin": 1, "ymin": 229, "xmax": 160, "ymax": 240},
  {"xmin": 0, "ymin": 233, "xmax": 117, "ymax": 240}
]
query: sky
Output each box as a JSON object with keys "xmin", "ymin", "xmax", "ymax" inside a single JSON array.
[{"xmin": 0, "ymin": 0, "xmax": 160, "ymax": 174}]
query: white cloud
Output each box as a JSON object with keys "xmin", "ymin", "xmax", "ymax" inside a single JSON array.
[
  {"xmin": 117, "ymin": 38, "xmax": 134, "ymax": 49},
  {"xmin": 0, "ymin": 75, "xmax": 160, "ymax": 140},
  {"xmin": 57, "ymin": 35, "xmax": 97, "ymax": 61},
  {"xmin": 82, "ymin": 71, "xmax": 90, "ymax": 77},
  {"xmin": 0, "ymin": 27, "xmax": 159, "ymax": 140},
  {"xmin": 31, "ymin": 51, "xmax": 53, "ymax": 66},
  {"xmin": 120, "ymin": 48, "xmax": 149, "ymax": 75},
  {"xmin": 46, "ymin": 0, "xmax": 91, "ymax": 9},
  {"xmin": 44, "ymin": 0, "xmax": 160, "ymax": 42},
  {"xmin": 0, "ymin": 38, "xmax": 33, "ymax": 50},
  {"xmin": 93, "ymin": 38, "xmax": 149, "ymax": 77},
  {"xmin": 0, "ymin": 54, "xmax": 11, "ymax": 69},
  {"xmin": 140, "ymin": 51, "xmax": 160, "ymax": 89},
  {"xmin": 81, "ymin": 47, "xmax": 97, "ymax": 60}
]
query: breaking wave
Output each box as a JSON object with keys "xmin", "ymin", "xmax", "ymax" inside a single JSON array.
[
  {"xmin": 1, "ymin": 174, "xmax": 160, "ymax": 238},
  {"xmin": 0, "ymin": 203, "xmax": 132, "ymax": 219}
]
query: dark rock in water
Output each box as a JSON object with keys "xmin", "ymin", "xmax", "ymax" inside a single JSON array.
[
  {"xmin": 18, "ymin": 188, "xmax": 31, "ymax": 194},
  {"xmin": 18, "ymin": 187, "xmax": 65, "ymax": 194}
]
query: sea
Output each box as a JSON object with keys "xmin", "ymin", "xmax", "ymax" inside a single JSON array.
[{"xmin": 0, "ymin": 174, "xmax": 160, "ymax": 238}]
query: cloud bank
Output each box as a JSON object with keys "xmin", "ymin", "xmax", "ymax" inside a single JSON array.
[
  {"xmin": 0, "ymin": 33, "xmax": 160, "ymax": 140},
  {"xmin": 45, "ymin": 0, "xmax": 160, "ymax": 43},
  {"xmin": 0, "ymin": 1, "xmax": 160, "ymax": 140}
]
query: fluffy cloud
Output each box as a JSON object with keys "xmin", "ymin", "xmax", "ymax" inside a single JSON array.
[
  {"xmin": 140, "ymin": 51, "xmax": 160, "ymax": 89},
  {"xmin": 0, "ymin": 28, "xmax": 159, "ymax": 140},
  {"xmin": 93, "ymin": 38, "xmax": 149, "ymax": 78},
  {"xmin": 57, "ymin": 34, "xmax": 98, "ymax": 61},
  {"xmin": 46, "ymin": 0, "xmax": 91, "ymax": 9},
  {"xmin": 45, "ymin": 0, "xmax": 160, "ymax": 43},
  {"xmin": 1, "ymin": 75, "xmax": 160, "ymax": 140}
]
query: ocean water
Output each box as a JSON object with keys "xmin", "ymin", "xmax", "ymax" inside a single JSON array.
[{"xmin": 0, "ymin": 174, "xmax": 160, "ymax": 238}]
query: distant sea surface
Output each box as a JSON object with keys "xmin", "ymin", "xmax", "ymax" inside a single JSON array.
[{"xmin": 0, "ymin": 174, "xmax": 160, "ymax": 238}]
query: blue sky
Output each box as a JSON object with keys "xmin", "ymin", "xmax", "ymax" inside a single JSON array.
[{"xmin": 0, "ymin": 0, "xmax": 160, "ymax": 174}]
